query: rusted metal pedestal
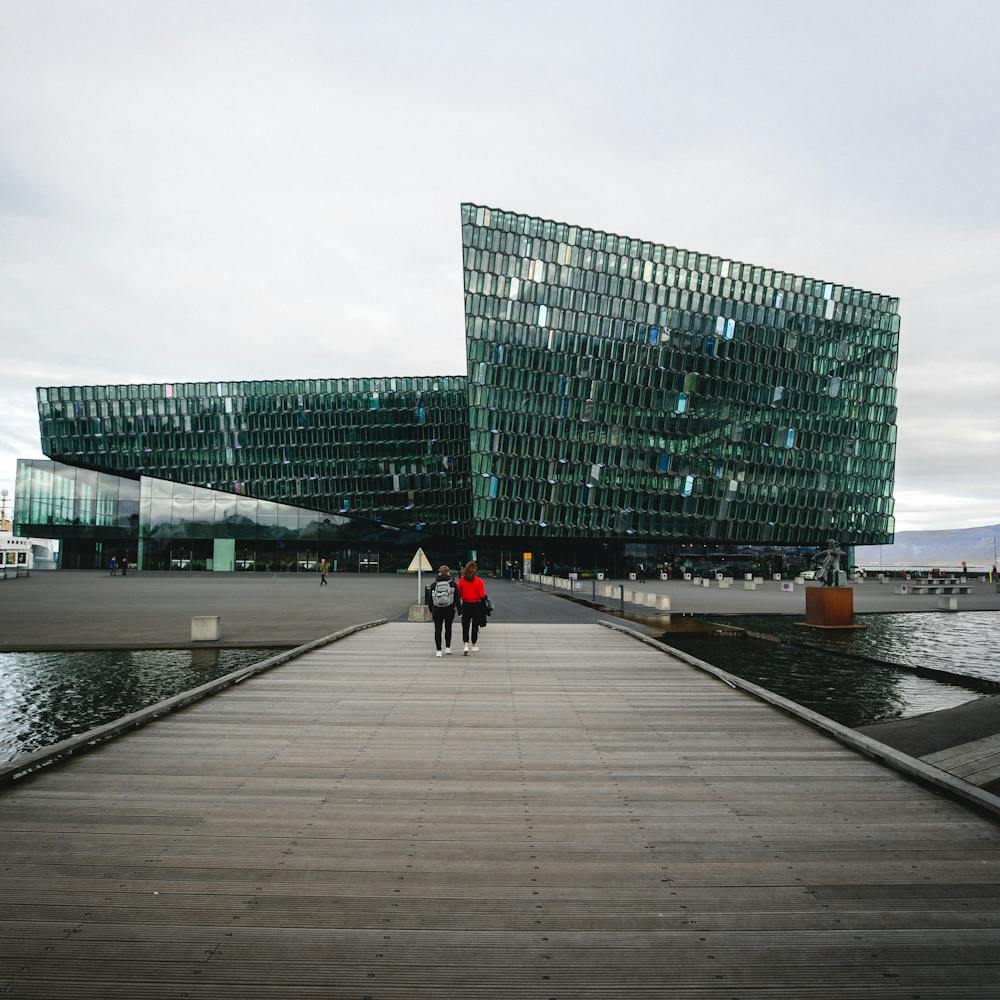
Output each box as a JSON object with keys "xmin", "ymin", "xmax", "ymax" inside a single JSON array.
[{"xmin": 799, "ymin": 587, "xmax": 865, "ymax": 630}]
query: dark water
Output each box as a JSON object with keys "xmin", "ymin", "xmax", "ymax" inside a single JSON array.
[
  {"xmin": 0, "ymin": 648, "xmax": 287, "ymax": 764},
  {"xmin": 660, "ymin": 612, "xmax": 999, "ymax": 728}
]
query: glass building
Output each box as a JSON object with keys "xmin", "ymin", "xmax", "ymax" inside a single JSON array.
[{"xmin": 15, "ymin": 204, "xmax": 898, "ymax": 574}]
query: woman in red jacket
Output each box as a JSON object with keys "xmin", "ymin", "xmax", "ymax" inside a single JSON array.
[{"xmin": 455, "ymin": 560, "xmax": 486, "ymax": 656}]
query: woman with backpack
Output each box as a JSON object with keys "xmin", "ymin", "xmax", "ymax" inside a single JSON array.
[
  {"xmin": 455, "ymin": 560, "xmax": 486, "ymax": 656},
  {"xmin": 425, "ymin": 564, "xmax": 458, "ymax": 658}
]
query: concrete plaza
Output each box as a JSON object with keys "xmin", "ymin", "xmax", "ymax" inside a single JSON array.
[{"xmin": 0, "ymin": 572, "xmax": 615, "ymax": 650}]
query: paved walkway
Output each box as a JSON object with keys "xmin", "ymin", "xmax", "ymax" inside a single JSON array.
[
  {"xmin": 1, "ymin": 623, "xmax": 998, "ymax": 997},
  {"xmin": 0, "ymin": 574, "xmax": 620, "ymax": 649},
  {"xmin": 542, "ymin": 576, "xmax": 1000, "ymax": 615}
]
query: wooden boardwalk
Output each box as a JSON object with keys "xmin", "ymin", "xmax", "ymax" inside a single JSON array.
[{"xmin": 2, "ymin": 622, "xmax": 1000, "ymax": 998}]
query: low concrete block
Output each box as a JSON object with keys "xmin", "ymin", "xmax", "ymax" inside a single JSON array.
[
  {"xmin": 191, "ymin": 616, "xmax": 220, "ymax": 641},
  {"xmin": 660, "ymin": 572, "xmax": 669, "ymax": 581},
  {"xmin": 896, "ymin": 585, "xmax": 909, "ymax": 594},
  {"xmin": 794, "ymin": 576, "xmax": 805, "ymax": 585},
  {"xmin": 753, "ymin": 576, "xmax": 764, "ymax": 585},
  {"xmin": 938, "ymin": 595, "xmax": 959, "ymax": 611},
  {"xmin": 655, "ymin": 595, "xmax": 671, "ymax": 611},
  {"xmin": 718, "ymin": 580, "xmax": 731, "ymax": 589},
  {"xmin": 408, "ymin": 604, "xmax": 432, "ymax": 622},
  {"xmin": 744, "ymin": 581, "xmax": 757, "ymax": 590},
  {"xmin": 744, "ymin": 573, "xmax": 754, "ymax": 581},
  {"xmin": 683, "ymin": 572, "xmax": 692, "ymax": 581},
  {"xmin": 692, "ymin": 577, "xmax": 702, "ymax": 586},
  {"xmin": 621, "ymin": 589, "xmax": 633, "ymax": 602},
  {"xmin": 700, "ymin": 579, "xmax": 711, "ymax": 588}
]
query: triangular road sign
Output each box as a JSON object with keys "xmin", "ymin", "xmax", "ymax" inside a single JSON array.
[{"xmin": 407, "ymin": 547, "xmax": 433, "ymax": 572}]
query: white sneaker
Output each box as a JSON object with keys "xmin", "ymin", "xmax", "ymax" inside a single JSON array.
[
  {"xmin": 463, "ymin": 645, "xmax": 470, "ymax": 656},
  {"xmin": 470, "ymin": 645, "xmax": 479, "ymax": 652},
  {"xmin": 445, "ymin": 648, "xmax": 452, "ymax": 655},
  {"xmin": 435, "ymin": 650, "xmax": 443, "ymax": 658}
]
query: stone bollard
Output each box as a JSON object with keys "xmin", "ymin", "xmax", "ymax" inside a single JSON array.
[
  {"xmin": 743, "ymin": 581, "xmax": 757, "ymax": 590},
  {"xmin": 408, "ymin": 604, "xmax": 432, "ymax": 622},
  {"xmin": 655, "ymin": 594, "xmax": 671, "ymax": 611},
  {"xmin": 753, "ymin": 576, "xmax": 764, "ymax": 585},
  {"xmin": 191, "ymin": 616, "xmax": 220, "ymax": 642},
  {"xmin": 621, "ymin": 589, "xmax": 633, "ymax": 603},
  {"xmin": 700, "ymin": 579, "xmax": 711, "ymax": 588},
  {"xmin": 794, "ymin": 576, "xmax": 805, "ymax": 585},
  {"xmin": 938, "ymin": 595, "xmax": 959, "ymax": 611},
  {"xmin": 718, "ymin": 579, "xmax": 731, "ymax": 589}
]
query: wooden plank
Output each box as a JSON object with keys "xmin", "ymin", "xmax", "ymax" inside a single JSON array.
[{"xmin": 1, "ymin": 622, "xmax": 999, "ymax": 998}]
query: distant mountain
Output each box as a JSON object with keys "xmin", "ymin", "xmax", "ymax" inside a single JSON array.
[{"xmin": 855, "ymin": 523, "xmax": 1000, "ymax": 570}]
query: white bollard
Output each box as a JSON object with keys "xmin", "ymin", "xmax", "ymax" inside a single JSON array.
[
  {"xmin": 655, "ymin": 594, "xmax": 671, "ymax": 611},
  {"xmin": 743, "ymin": 581, "xmax": 757, "ymax": 590},
  {"xmin": 191, "ymin": 616, "xmax": 220, "ymax": 641},
  {"xmin": 700, "ymin": 579, "xmax": 711, "ymax": 588},
  {"xmin": 754, "ymin": 576, "xmax": 764, "ymax": 585},
  {"xmin": 938, "ymin": 595, "xmax": 959, "ymax": 611},
  {"xmin": 718, "ymin": 579, "xmax": 731, "ymax": 589}
]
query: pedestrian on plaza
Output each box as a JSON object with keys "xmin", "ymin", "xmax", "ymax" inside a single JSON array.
[
  {"xmin": 425, "ymin": 563, "xmax": 458, "ymax": 658},
  {"xmin": 961, "ymin": 560, "xmax": 968, "ymax": 578},
  {"xmin": 109, "ymin": 555, "xmax": 117, "ymax": 576},
  {"xmin": 456, "ymin": 560, "xmax": 486, "ymax": 656},
  {"xmin": 119, "ymin": 553, "xmax": 128, "ymax": 577},
  {"xmin": 319, "ymin": 558, "xmax": 329, "ymax": 586},
  {"xmin": 637, "ymin": 561, "xmax": 647, "ymax": 583}
]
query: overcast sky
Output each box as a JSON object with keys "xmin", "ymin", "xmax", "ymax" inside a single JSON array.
[{"xmin": 2, "ymin": 0, "xmax": 998, "ymax": 532}]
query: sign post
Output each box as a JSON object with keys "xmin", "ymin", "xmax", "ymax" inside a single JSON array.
[{"xmin": 406, "ymin": 548, "xmax": 434, "ymax": 622}]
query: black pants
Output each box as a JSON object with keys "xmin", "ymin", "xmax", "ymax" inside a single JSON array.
[
  {"xmin": 460, "ymin": 602, "xmax": 482, "ymax": 644},
  {"xmin": 432, "ymin": 606, "xmax": 455, "ymax": 650}
]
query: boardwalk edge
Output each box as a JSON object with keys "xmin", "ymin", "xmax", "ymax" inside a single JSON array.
[
  {"xmin": 0, "ymin": 618, "xmax": 389, "ymax": 787},
  {"xmin": 597, "ymin": 619, "xmax": 1000, "ymax": 821}
]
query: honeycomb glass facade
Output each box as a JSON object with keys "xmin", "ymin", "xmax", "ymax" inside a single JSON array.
[
  {"xmin": 18, "ymin": 203, "xmax": 898, "ymax": 570},
  {"xmin": 462, "ymin": 203, "xmax": 898, "ymax": 545},
  {"xmin": 36, "ymin": 377, "xmax": 470, "ymax": 532}
]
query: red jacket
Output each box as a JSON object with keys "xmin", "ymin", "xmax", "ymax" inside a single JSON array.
[{"xmin": 456, "ymin": 575, "xmax": 485, "ymax": 603}]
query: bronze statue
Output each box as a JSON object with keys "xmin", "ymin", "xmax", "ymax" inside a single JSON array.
[{"xmin": 814, "ymin": 538, "xmax": 846, "ymax": 587}]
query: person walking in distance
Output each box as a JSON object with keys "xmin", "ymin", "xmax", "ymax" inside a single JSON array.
[
  {"xmin": 319, "ymin": 558, "xmax": 329, "ymax": 586},
  {"xmin": 456, "ymin": 560, "xmax": 486, "ymax": 656},
  {"xmin": 425, "ymin": 564, "xmax": 458, "ymax": 658},
  {"xmin": 109, "ymin": 555, "xmax": 118, "ymax": 577}
]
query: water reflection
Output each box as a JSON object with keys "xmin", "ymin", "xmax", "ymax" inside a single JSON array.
[
  {"xmin": 0, "ymin": 648, "xmax": 286, "ymax": 763},
  {"xmin": 659, "ymin": 622, "xmax": 980, "ymax": 729}
]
